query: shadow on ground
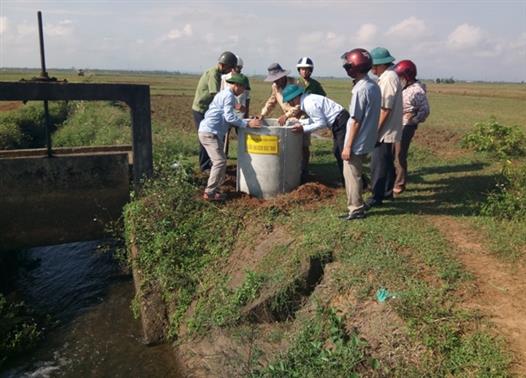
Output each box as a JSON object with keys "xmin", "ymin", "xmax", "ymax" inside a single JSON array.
[{"xmin": 363, "ymin": 162, "xmax": 498, "ymax": 217}]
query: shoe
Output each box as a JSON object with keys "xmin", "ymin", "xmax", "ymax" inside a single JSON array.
[
  {"xmin": 344, "ymin": 211, "xmax": 366, "ymax": 221},
  {"xmin": 203, "ymin": 192, "xmax": 225, "ymax": 201},
  {"xmin": 364, "ymin": 198, "xmax": 382, "ymax": 210}
]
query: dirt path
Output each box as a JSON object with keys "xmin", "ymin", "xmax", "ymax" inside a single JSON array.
[{"xmin": 430, "ymin": 215, "xmax": 526, "ymax": 374}]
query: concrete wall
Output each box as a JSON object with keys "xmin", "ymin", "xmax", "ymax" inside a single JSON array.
[{"xmin": 0, "ymin": 152, "xmax": 130, "ymax": 250}]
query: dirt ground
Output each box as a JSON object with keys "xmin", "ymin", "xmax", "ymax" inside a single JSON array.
[
  {"xmin": 430, "ymin": 215, "xmax": 526, "ymax": 375},
  {"xmin": 0, "ymin": 101, "xmax": 23, "ymax": 112},
  {"xmin": 219, "ymin": 165, "xmax": 336, "ymax": 212}
]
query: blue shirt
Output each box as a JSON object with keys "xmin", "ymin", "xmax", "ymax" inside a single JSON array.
[
  {"xmin": 298, "ymin": 93, "xmax": 344, "ymax": 133},
  {"xmin": 347, "ymin": 76, "xmax": 381, "ymax": 155},
  {"xmin": 198, "ymin": 87, "xmax": 248, "ymax": 140}
]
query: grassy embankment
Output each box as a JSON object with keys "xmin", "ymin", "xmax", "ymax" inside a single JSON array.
[{"xmin": 1, "ymin": 70, "xmax": 525, "ymax": 375}]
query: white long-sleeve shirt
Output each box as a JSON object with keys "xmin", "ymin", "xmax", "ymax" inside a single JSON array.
[
  {"xmin": 198, "ymin": 87, "xmax": 248, "ymax": 140},
  {"xmin": 298, "ymin": 93, "xmax": 344, "ymax": 133}
]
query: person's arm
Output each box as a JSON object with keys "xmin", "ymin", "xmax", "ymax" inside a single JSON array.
[
  {"xmin": 223, "ymin": 94, "xmax": 247, "ymax": 128},
  {"xmin": 411, "ymin": 92, "xmax": 430, "ymax": 124},
  {"xmin": 224, "ymin": 93, "xmax": 260, "ymax": 128},
  {"xmin": 377, "ymin": 75, "xmax": 396, "ymax": 132},
  {"xmin": 209, "ymin": 69, "xmax": 220, "ymax": 97},
  {"xmin": 299, "ymin": 103, "xmax": 328, "ymax": 133},
  {"xmin": 244, "ymin": 98, "xmax": 250, "ymax": 119},
  {"xmin": 378, "ymin": 108, "xmax": 391, "ymax": 131},
  {"xmin": 260, "ymin": 85, "xmax": 277, "ymax": 118},
  {"xmin": 342, "ymin": 118, "xmax": 361, "ymax": 161}
]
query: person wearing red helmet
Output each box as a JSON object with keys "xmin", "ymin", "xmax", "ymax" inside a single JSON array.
[
  {"xmin": 393, "ymin": 60, "xmax": 430, "ymax": 195},
  {"xmin": 340, "ymin": 48, "xmax": 382, "ymax": 220}
]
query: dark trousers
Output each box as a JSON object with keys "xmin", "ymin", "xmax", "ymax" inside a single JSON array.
[
  {"xmin": 371, "ymin": 141, "xmax": 395, "ymax": 202},
  {"xmin": 192, "ymin": 110, "xmax": 212, "ymax": 171},
  {"xmin": 394, "ymin": 124, "xmax": 417, "ymax": 190},
  {"xmin": 331, "ymin": 109, "xmax": 350, "ymax": 183}
]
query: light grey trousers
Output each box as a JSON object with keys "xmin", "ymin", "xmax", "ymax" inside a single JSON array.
[{"xmin": 198, "ymin": 132, "xmax": 227, "ymax": 195}]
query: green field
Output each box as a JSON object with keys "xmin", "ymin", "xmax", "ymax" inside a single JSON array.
[{"xmin": 1, "ymin": 70, "xmax": 525, "ymax": 375}]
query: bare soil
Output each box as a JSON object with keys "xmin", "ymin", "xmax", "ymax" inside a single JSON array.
[
  {"xmin": 0, "ymin": 101, "xmax": 23, "ymax": 112},
  {"xmin": 311, "ymin": 263, "xmax": 427, "ymax": 373},
  {"xmin": 430, "ymin": 215, "xmax": 526, "ymax": 374},
  {"xmin": 221, "ymin": 165, "xmax": 336, "ymax": 213},
  {"xmin": 412, "ymin": 127, "xmax": 464, "ymax": 159}
]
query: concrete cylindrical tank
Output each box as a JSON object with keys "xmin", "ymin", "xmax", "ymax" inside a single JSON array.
[{"xmin": 236, "ymin": 119, "xmax": 302, "ymax": 199}]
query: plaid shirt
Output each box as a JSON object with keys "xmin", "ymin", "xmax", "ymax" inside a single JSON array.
[
  {"xmin": 402, "ymin": 81, "xmax": 430, "ymax": 126},
  {"xmin": 260, "ymin": 77, "xmax": 301, "ymax": 118}
]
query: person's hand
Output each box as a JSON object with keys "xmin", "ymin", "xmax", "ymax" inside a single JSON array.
[
  {"xmin": 278, "ymin": 114, "xmax": 288, "ymax": 126},
  {"xmin": 341, "ymin": 147, "xmax": 351, "ymax": 161},
  {"xmin": 248, "ymin": 118, "xmax": 261, "ymax": 128},
  {"xmin": 291, "ymin": 123, "xmax": 304, "ymax": 133}
]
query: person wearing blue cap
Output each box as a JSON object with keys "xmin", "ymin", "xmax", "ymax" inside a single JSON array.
[
  {"xmin": 283, "ymin": 84, "xmax": 350, "ymax": 183},
  {"xmin": 199, "ymin": 74, "xmax": 261, "ymax": 201},
  {"xmin": 366, "ymin": 47, "xmax": 403, "ymax": 209}
]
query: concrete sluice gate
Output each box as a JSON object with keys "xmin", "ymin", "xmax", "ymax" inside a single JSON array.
[
  {"xmin": 0, "ymin": 146, "xmax": 132, "ymax": 250},
  {"xmin": 237, "ymin": 118, "xmax": 302, "ymax": 199}
]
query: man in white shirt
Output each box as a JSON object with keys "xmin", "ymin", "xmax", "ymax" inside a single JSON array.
[
  {"xmin": 366, "ymin": 47, "xmax": 403, "ymax": 209},
  {"xmin": 283, "ymin": 84, "xmax": 349, "ymax": 183},
  {"xmin": 220, "ymin": 55, "xmax": 250, "ymax": 119}
]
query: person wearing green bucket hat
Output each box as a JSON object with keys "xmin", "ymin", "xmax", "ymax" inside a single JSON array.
[
  {"xmin": 370, "ymin": 47, "xmax": 396, "ymax": 65},
  {"xmin": 364, "ymin": 47, "xmax": 403, "ymax": 210},
  {"xmin": 198, "ymin": 73, "xmax": 261, "ymax": 201},
  {"xmin": 283, "ymin": 84, "xmax": 350, "ymax": 183}
]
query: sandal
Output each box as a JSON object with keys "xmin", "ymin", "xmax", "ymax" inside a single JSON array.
[{"xmin": 203, "ymin": 192, "xmax": 225, "ymax": 201}]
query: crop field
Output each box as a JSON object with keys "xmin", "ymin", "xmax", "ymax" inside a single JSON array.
[{"xmin": 1, "ymin": 70, "xmax": 525, "ymax": 376}]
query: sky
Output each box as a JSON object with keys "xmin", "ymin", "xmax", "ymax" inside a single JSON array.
[{"xmin": 1, "ymin": 0, "xmax": 525, "ymax": 82}]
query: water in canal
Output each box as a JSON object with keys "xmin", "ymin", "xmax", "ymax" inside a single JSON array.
[{"xmin": 1, "ymin": 240, "xmax": 179, "ymax": 377}]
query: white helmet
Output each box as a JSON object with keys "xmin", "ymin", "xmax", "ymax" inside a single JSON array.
[
  {"xmin": 236, "ymin": 55, "xmax": 244, "ymax": 68},
  {"xmin": 296, "ymin": 57, "xmax": 314, "ymax": 69}
]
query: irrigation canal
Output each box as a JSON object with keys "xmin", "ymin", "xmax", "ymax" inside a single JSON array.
[{"xmin": 1, "ymin": 241, "xmax": 179, "ymax": 377}]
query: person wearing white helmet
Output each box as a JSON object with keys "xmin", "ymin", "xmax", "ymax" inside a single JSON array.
[
  {"xmin": 296, "ymin": 57, "xmax": 326, "ymax": 96},
  {"xmin": 295, "ymin": 57, "xmax": 326, "ymax": 182}
]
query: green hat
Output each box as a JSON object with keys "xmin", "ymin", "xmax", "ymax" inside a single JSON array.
[
  {"xmin": 226, "ymin": 73, "xmax": 249, "ymax": 87},
  {"xmin": 282, "ymin": 84, "xmax": 304, "ymax": 102},
  {"xmin": 370, "ymin": 47, "xmax": 395, "ymax": 65}
]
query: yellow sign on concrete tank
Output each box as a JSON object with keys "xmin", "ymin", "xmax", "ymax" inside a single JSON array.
[{"xmin": 246, "ymin": 134, "xmax": 279, "ymax": 155}]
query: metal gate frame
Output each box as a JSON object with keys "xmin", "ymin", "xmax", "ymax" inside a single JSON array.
[{"xmin": 0, "ymin": 81, "xmax": 153, "ymax": 189}]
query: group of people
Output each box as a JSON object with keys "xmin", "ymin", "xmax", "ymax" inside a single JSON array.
[{"xmin": 191, "ymin": 47, "xmax": 430, "ymax": 220}]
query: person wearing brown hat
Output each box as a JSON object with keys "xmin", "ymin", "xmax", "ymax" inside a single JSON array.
[{"xmin": 259, "ymin": 63, "xmax": 302, "ymax": 126}]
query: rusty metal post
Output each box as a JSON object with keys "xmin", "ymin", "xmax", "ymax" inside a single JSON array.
[
  {"xmin": 37, "ymin": 11, "xmax": 52, "ymax": 157},
  {"xmin": 37, "ymin": 11, "xmax": 48, "ymax": 79}
]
